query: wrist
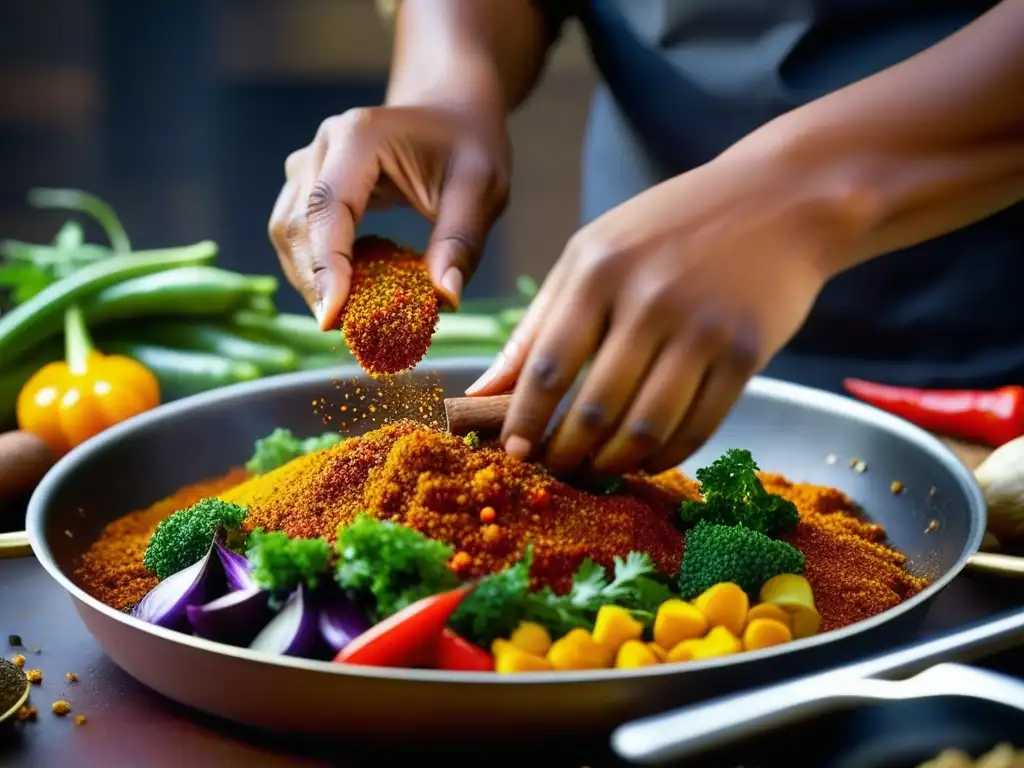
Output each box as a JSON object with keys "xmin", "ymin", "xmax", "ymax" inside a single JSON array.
[{"xmin": 723, "ymin": 118, "xmax": 886, "ymax": 280}]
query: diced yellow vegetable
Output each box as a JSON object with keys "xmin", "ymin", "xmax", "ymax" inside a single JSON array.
[
  {"xmin": 492, "ymin": 639, "xmax": 553, "ymax": 673},
  {"xmin": 759, "ymin": 574, "xmax": 822, "ymax": 639},
  {"xmin": 653, "ymin": 599, "xmax": 709, "ymax": 650},
  {"xmin": 742, "ymin": 618, "xmax": 793, "ymax": 651},
  {"xmin": 593, "ymin": 605, "xmax": 644, "ymax": 654},
  {"xmin": 616, "ymin": 640, "xmax": 661, "ymax": 669},
  {"xmin": 692, "ymin": 582, "xmax": 749, "ymax": 636},
  {"xmin": 747, "ymin": 602, "xmax": 791, "ymax": 628},
  {"xmin": 509, "ymin": 621, "xmax": 553, "ymax": 656},
  {"xmin": 647, "ymin": 643, "xmax": 668, "ymax": 662},
  {"xmin": 547, "ymin": 628, "xmax": 612, "ymax": 670},
  {"xmin": 666, "ymin": 639, "xmax": 700, "ymax": 664},
  {"xmin": 666, "ymin": 626, "xmax": 742, "ymax": 663}
]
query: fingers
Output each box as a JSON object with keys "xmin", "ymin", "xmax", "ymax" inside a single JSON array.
[
  {"xmin": 268, "ymin": 180, "xmax": 302, "ymax": 294},
  {"xmin": 465, "ymin": 257, "xmax": 570, "ymax": 396},
  {"xmin": 500, "ymin": 292, "xmax": 608, "ymax": 460},
  {"xmin": 543, "ymin": 322, "xmax": 660, "ymax": 476},
  {"xmin": 644, "ymin": 320, "xmax": 759, "ymax": 474},
  {"xmin": 425, "ymin": 147, "xmax": 509, "ymax": 309},
  {"xmin": 306, "ymin": 118, "xmax": 382, "ymax": 330}
]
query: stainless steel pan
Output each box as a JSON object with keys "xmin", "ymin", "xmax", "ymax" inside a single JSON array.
[{"xmin": 25, "ymin": 361, "xmax": 985, "ymax": 739}]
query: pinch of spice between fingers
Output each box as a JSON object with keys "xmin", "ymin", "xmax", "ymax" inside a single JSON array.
[{"xmin": 444, "ymin": 395, "xmax": 513, "ymax": 437}]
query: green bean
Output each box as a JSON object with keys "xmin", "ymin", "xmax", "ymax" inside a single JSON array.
[
  {"xmin": 230, "ymin": 311, "xmax": 343, "ymax": 354},
  {"xmin": 0, "ymin": 241, "xmax": 217, "ymax": 363},
  {"xmin": 100, "ymin": 341, "xmax": 261, "ymax": 400},
  {"xmin": 118, "ymin": 322, "xmax": 298, "ymax": 374}
]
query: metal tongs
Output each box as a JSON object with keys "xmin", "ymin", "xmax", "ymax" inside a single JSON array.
[{"xmin": 612, "ymin": 607, "xmax": 1024, "ymax": 765}]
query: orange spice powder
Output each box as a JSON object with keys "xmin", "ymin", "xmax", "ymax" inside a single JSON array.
[{"xmin": 341, "ymin": 236, "xmax": 439, "ymax": 377}]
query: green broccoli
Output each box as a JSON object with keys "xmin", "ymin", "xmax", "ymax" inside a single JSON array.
[
  {"xmin": 679, "ymin": 449, "xmax": 799, "ymax": 534},
  {"xmin": 246, "ymin": 529, "xmax": 333, "ymax": 593},
  {"xmin": 334, "ymin": 515, "xmax": 459, "ymax": 620},
  {"xmin": 463, "ymin": 431, "xmax": 481, "ymax": 449},
  {"xmin": 245, "ymin": 427, "xmax": 344, "ymax": 474},
  {"xmin": 677, "ymin": 521, "xmax": 805, "ymax": 599},
  {"xmin": 142, "ymin": 498, "xmax": 248, "ymax": 579}
]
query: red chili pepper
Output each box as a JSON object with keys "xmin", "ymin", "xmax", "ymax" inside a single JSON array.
[
  {"xmin": 843, "ymin": 378, "xmax": 1024, "ymax": 447},
  {"xmin": 434, "ymin": 628, "xmax": 494, "ymax": 672},
  {"xmin": 333, "ymin": 586, "xmax": 471, "ymax": 668}
]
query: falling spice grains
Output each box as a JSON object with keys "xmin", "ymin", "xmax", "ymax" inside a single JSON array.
[{"xmin": 341, "ymin": 236, "xmax": 439, "ymax": 377}]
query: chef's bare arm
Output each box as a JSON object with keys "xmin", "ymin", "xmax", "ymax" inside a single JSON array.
[{"xmin": 380, "ymin": 0, "xmax": 577, "ymax": 115}]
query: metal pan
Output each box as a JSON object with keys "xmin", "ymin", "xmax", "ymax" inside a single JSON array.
[
  {"xmin": 612, "ymin": 607, "xmax": 1024, "ymax": 765},
  {"xmin": 25, "ymin": 361, "xmax": 984, "ymax": 739}
]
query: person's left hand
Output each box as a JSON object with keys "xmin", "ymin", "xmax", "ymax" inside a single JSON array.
[{"xmin": 467, "ymin": 150, "xmax": 846, "ymax": 476}]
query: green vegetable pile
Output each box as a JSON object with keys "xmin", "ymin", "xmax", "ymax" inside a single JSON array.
[
  {"xmin": 247, "ymin": 529, "xmax": 333, "ymax": 593},
  {"xmin": 675, "ymin": 449, "xmax": 805, "ymax": 599},
  {"xmin": 0, "ymin": 188, "xmax": 538, "ymax": 429},
  {"xmin": 245, "ymin": 427, "xmax": 345, "ymax": 475},
  {"xmin": 143, "ymin": 498, "xmax": 248, "ymax": 580}
]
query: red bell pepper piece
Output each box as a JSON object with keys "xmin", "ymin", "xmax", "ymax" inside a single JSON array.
[
  {"xmin": 333, "ymin": 586, "xmax": 471, "ymax": 668},
  {"xmin": 843, "ymin": 378, "xmax": 1024, "ymax": 447},
  {"xmin": 434, "ymin": 628, "xmax": 494, "ymax": 672}
]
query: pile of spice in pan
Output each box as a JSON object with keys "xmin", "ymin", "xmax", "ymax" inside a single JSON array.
[
  {"xmin": 74, "ymin": 423, "xmax": 927, "ymax": 674},
  {"xmin": 341, "ymin": 236, "xmax": 439, "ymax": 377}
]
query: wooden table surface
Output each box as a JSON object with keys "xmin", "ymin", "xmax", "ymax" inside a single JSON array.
[{"xmin": 0, "ymin": 437, "xmax": 1014, "ymax": 768}]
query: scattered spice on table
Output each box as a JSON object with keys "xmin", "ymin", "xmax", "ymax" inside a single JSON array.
[
  {"xmin": 341, "ymin": 236, "xmax": 440, "ymax": 377},
  {"xmin": 11, "ymin": 654, "xmax": 24, "ymax": 668},
  {"xmin": 65, "ymin": 672, "xmax": 78, "ymax": 683},
  {"xmin": 51, "ymin": 700, "xmax": 71, "ymax": 716},
  {"xmin": 891, "ymin": 480, "xmax": 904, "ymax": 494},
  {"xmin": 17, "ymin": 705, "xmax": 37, "ymax": 721},
  {"xmin": 74, "ymin": 714, "xmax": 87, "ymax": 726},
  {"xmin": 25, "ymin": 669, "xmax": 42, "ymax": 685}
]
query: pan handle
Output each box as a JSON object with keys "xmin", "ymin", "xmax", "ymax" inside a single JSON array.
[{"xmin": 613, "ymin": 663, "xmax": 1024, "ymax": 765}]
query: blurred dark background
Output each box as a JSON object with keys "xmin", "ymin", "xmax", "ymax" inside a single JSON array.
[{"xmin": 0, "ymin": 0, "xmax": 597, "ymax": 312}]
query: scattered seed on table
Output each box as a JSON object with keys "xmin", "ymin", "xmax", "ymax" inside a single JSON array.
[
  {"xmin": 11, "ymin": 654, "xmax": 25, "ymax": 668},
  {"xmin": 926, "ymin": 520, "xmax": 939, "ymax": 533},
  {"xmin": 25, "ymin": 669, "xmax": 42, "ymax": 684},
  {"xmin": 65, "ymin": 672, "xmax": 78, "ymax": 682},
  {"xmin": 51, "ymin": 700, "xmax": 71, "ymax": 716},
  {"xmin": 825, "ymin": 453, "xmax": 837, "ymax": 465},
  {"xmin": 929, "ymin": 486, "xmax": 937, "ymax": 499},
  {"xmin": 849, "ymin": 458, "xmax": 867, "ymax": 473},
  {"xmin": 17, "ymin": 706, "xmax": 37, "ymax": 721},
  {"xmin": 890, "ymin": 480, "xmax": 904, "ymax": 494},
  {"xmin": 74, "ymin": 715, "xmax": 87, "ymax": 726}
]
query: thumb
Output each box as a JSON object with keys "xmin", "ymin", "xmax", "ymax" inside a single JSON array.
[
  {"xmin": 306, "ymin": 142, "xmax": 380, "ymax": 330},
  {"xmin": 425, "ymin": 154, "xmax": 506, "ymax": 310}
]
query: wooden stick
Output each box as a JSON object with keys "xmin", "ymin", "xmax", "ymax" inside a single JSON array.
[{"xmin": 444, "ymin": 395, "xmax": 512, "ymax": 436}]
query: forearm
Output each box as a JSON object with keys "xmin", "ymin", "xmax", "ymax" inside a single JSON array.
[
  {"xmin": 737, "ymin": 0, "xmax": 1024, "ymax": 275},
  {"xmin": 386, "ymin": 0, "xmax": 553, "ymax": 117}
]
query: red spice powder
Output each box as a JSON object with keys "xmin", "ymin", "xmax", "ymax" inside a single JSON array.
[{"xmin": 342, "ymin": 236, "xmax": 439, "ymax": 377}]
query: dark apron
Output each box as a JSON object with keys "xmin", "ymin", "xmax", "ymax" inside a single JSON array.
[{"xmin": 578, "ymin": 0, "xmax": 1021, "ymax": 392}]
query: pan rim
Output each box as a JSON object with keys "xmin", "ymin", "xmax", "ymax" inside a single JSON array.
[{"xmin": 27, "ymin": 359, "xmax": 986, "ymax": 686}]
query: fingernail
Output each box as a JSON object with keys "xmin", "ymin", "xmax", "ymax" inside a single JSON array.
[
  {"xmin": 505, "ymin": 435, "xmax": 532, "ymax": 460},
  {"xmin": 314, "ymin": 299, "xmax": 326, "ymax": 329},
  {"xmin": 441, "ymin": 267, "xmax": 463, "ymax": 308},
  {"xmin": 466, "ymin": 354, "xmax": 504, "ymax": 395}
]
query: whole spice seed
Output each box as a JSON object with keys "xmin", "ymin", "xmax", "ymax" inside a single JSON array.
[
  {"xmin": 25, "ymin": 669, "xmax": 42, "ymax": 684},
  {"xmin": 341, "ymin": 236, "xmax": 439, "ymax": 377},
  {"xmin": 17, "ymin": 705, "xmax": 37, "ymax": 721},
  {"xmin": 51, "ymin": 700, "xmax": 71, "ymax": 716},
  {"xmin": 11, "ymin": 654, "xmax": 25, "ymax": 668},
  {"xmin": 74, "ymin": 714, "xmax": 87, "ymax": 726},
  {"xmin": 65, "ymin": 672, "xmax": 78, "ymax": 682}
]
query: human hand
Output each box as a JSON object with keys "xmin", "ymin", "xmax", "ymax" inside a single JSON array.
[
  {"xmin": 468, "ymin": 152, "xmax": 845, "ymax": 475},
  {"xmin": 268, "ymin": 106, "xmax": 510, "ymax": 329}
]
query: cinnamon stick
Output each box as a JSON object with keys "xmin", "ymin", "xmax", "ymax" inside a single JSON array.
[{"xmin": 444, "ymin": 395, "xmax": 512, "ymax": 437}]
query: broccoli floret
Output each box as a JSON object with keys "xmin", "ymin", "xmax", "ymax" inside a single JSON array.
[
  {"xmin": 246, "ymin": 529, "xmax": 333, "ymax": 593},
  {"xmin": 245, "ymin": 427, "xmax": 344, "ymax": 474},
  {"xmin": 142, "ymin": 498, "xmax": 247, "ymax": 579},
  {"xmin": 463, "ymin": 431, "xmax": 480, "ymax": 449},
  {"xmin": 677, "ymin": 521, "xmax": 805, "ymax": 599},
  {"xmin": 679, "ymin": 449, "xmax": 799, "ymax": 534}
]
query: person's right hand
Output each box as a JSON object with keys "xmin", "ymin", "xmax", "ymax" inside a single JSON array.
[{"xmin": 268, "ymin": 106, "xmax": 511, "ymax": 330}]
